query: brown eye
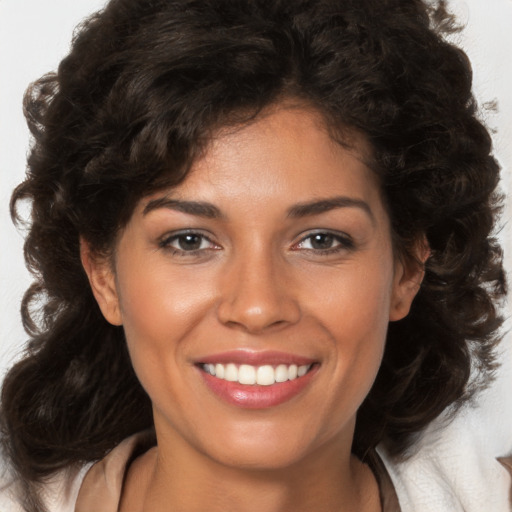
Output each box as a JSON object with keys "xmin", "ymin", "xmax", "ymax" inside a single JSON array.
[
  {"xmin": 294, "ymin": 231, "xmax": 354, "ymax": 254},
  {"xmin": 177, "ymin": 234, "xmax": 203, "ymax": 251},
  {"xmin": 309, "ymin": 233, "xmax": 335, "ymax": 250},
  {"xmin": 159, "ymin": 231, "xmax": 219, "ymax": 254}
]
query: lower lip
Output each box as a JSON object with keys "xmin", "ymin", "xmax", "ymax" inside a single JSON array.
[{"xmin": 199, "ymin": 365, "xmax": 318, "ymax": 409}]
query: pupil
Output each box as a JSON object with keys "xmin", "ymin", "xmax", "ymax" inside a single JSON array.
[
  {"xmin": 311, "ymin": 234, "xmax": 333, "ymax": 250},
  {"xmin": 179, "ymin": 234, "xmax": 201, "ymax": 250}
]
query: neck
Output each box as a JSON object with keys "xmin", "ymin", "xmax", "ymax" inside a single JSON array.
[{"xmin": 122, "ymin": 432, "xmax": 381, "ymax": 512}]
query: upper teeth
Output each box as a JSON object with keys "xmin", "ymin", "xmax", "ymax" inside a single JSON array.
[{"xmin": 202, "ymin": 363, "xmax": 311, "ymax": 386}]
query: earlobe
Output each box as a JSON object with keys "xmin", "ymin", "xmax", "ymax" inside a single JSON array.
[
  {"xmin": 389, "ymin": 238, "xmax": 430, "ymax": 322},
  {"xmin": 80, "ymin": 238, "xmax": 123, "ymax": 326},
  {"xmin": 389, "ymin": 272, "xmax": 422, "ymax": 321}
]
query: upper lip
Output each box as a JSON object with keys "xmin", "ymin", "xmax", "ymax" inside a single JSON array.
[{"xmin": 196, "ymin": 350, "xmax": 317, "ymax": 366}]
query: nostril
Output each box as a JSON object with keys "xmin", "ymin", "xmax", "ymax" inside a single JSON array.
[{"xmin": 216, "ymin": 264, "xmax": 301, "ymax": 330}]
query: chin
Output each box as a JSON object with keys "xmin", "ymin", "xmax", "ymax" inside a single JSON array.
[
  {"xmin": 208, "ymin": 440, "xmax": 312, "ymax": 472},
  {"xmin": 193, "ymin": 415, "xmax": 349, "ymax": 473}
]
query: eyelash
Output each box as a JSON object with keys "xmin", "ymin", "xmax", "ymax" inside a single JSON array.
[
  {"xmin": 159, "ymin": 230, "xmax": 354, "ymax": 257},
  {"xmin": 292, "ymin": 231, "xmax": 355, "ymax": 255},
  {"xmin": 159, "ymin": 230, "xmax": 219, "ymax": 256}
]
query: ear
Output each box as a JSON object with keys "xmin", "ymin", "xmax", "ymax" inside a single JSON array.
[
  {"xmin": 80, "ymin": 238, "xmax": 123, "ymax": 326},
  {"xmin": 389, "ymin": 237, "xmax": 430, "ymax": 322}
]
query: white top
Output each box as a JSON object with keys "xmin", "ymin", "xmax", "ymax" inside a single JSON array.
[
  {"xmin": 0, "ymin": 434, "xmax": 510, "ymax": 512},
  {"xmin": 0, "ymin": 463, "xmax": 91, "ymax": 512}
]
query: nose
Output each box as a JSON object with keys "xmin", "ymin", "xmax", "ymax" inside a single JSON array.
[{"xmin": 216, "ymin": 251, "xmax": 301, "ymax": 333}]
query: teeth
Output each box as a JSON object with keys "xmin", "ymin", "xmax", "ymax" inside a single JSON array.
[
  {"xmin": 202, "ymin": 362, "xmax": 312, "ymax": 386},
  {"xmin": 256, "ymin": 365, "xmax": 275, "ymax": 386},
  {"xmin": 297, "ymin": 364, "xmax": 308, "ymax": 377},
  {"xmin": 275, "ymin": 364, "xmax": 289, "ymax": 383},
  {"xmin": 225, "ymin": 363, "xmax": 238, "ymax": 382},
  {"xmin": 215, "ymin": 363, "xmax": 225, "ymax": 379},
  {"xmin": 238, "ymin": 364, "xmax": 256, "ymax": 385}
]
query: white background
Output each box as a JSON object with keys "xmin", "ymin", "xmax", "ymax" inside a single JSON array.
[{"xmin": 0, "ymin": 0, "xmax": 510, "ymax": 385}]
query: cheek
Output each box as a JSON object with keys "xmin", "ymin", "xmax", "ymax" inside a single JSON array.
[
  {"xmin": 302, "ymin": 252, "xmax": 394, "ymax": 340},
  {"xmin": 300, "ymin": 257, "xmax": 394, "ymax": 418},
  {"xmin": 115, "ymin": 269, "xmax": 216, "ymax": 438},
  {"xmin": 117, "ymin": 254, "xmax": 214, "ymax": 336},
  {"xmin": 113, "ymin": 255, "xmax": 217, "ymax": 394},
  {"xmin": 326, "ymin": 282, "xmax": 390, "ymax": 383}
]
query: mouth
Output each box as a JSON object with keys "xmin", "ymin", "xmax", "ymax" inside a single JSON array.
[
  {"xmin": 195, "ymin": 351, "xmax": 319, "ymax": 409},
  {"xmin": 199, "ymin": 362, "xmax": 314, "ymax": 386}
]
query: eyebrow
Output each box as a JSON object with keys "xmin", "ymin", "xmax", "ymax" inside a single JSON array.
[
  {"xmin": 286, "ymin": 196, "xmax": 375, "ymax": 223},
  {"xmin": 143, "ymin": 195, "xmax": 374, "ymax": 223},
  {"xmin": 143, "ymin": 198, "xmax": 222, "ymax": 218}
]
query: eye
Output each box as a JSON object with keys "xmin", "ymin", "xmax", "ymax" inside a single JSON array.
[
  {"xmin": 159, "ymin": 231, "xmax": 219, "ymax": 254},
  {"xmin": 293, "ymin": 231, "xmax": 354, "ymax": 253}
]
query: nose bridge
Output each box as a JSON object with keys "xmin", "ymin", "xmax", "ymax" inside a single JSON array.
[{"xmin": 216, "ymin": 241, "xmax": 300, "ymax": 332}]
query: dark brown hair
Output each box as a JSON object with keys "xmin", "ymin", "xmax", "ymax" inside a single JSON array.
[{"xmin": 1, "ymin": 0, "xmax": 506, "ymax": 510}]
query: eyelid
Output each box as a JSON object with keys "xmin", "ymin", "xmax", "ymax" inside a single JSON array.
[
  {"xmin": 291, "ymin": 229, "xmax": 355, "ymax": 251},
  {"xmin": 158, "ymin": 229, "xmax": 220, "ymax": 252},
  {"xmin": 157, "ymin": 228, "xmax": 354, "ymax": 257}
]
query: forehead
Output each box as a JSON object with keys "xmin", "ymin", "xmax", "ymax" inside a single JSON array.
[
  {"xmin": 165, "ymin": 107, "xmax": 376, "ymax": 197},
  {"xmin": 132, "ymin": 105, "xmax": 388, "ymax": 236}
]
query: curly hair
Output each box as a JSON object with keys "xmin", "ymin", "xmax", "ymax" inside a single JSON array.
[{"xmin": 1, "ymin": 0, "xmax": 506, "ymax": 509}]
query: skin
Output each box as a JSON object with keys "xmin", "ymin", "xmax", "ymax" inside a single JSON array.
[{"xmin": 82, "ymin": 104, "xmax": 424, "ymax": 512}]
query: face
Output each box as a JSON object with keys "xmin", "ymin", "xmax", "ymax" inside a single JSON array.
[{"xmin": 84, "ymin": 105, "xmax": 421, "ymax": 471}]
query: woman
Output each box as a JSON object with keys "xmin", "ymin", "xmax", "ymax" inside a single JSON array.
[{"xmin": 0, "ymin": 0, "xmax": 508, "ymax": 511}]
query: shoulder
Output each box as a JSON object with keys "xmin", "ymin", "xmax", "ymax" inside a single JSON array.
[
  {"xmin": 0, "ymin": 472, "xmax": 24, "ymax": 512},
  {"xmin": 378, "ymin": 407, "xmax": 512, "ymax": 512},
  {"xmin": 0, "ymin": 431, "xmax": 155, "ymax": 512},
  {"xmin": 75, "ymin": 431, "xmax": 156, "ymax": 512},
  {"xmin": 378, "ymin": 345, "xmax": 512, "ymax": 512},
  {"xmin": 0, "ymin": 462, "xmax": 91, "ymax": 512}
]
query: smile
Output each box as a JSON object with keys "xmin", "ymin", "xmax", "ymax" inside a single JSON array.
[
  {"xmin": 196, "ymin": 352, "xmax": 319, "ymax": 409},
  {"xmin": 200, "ymin": 363, "xmax": 313, "ymax": 386}
]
